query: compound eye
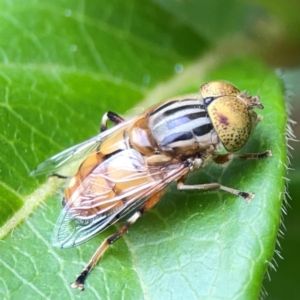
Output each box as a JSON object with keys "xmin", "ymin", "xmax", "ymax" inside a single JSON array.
[
  {"xmin": 200, "ymin": 81, "xmax": 240, "ymax": 98},
  {"xmin": 207, "ymin": 95, "xmax": 252, "ymax": 152}
]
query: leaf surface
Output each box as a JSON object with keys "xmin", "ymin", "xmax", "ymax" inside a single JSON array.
[{"xmin": 0, "ymin": 1, "xmax": 287, "ymax": 299}]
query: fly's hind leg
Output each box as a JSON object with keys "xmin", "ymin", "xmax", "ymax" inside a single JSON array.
[
  {"xmin": 177, "ymin": 180, "xmax": 254, "ymax": 202},
  {"xmin": 71, "ymin": 189, "xmax": 165, "ymax": 291},
  {"xmin": 100, "ymin": 111, "xmax": 125, "ymax": 132}
]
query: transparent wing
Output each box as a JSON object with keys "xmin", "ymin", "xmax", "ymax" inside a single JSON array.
[
  {"xmin": 51, "ymin": 148, "xmax": 187, "ymax": 248},
  {"xmin": 31, "ymin": 119, "xmax": 132, "ymax": 176}
]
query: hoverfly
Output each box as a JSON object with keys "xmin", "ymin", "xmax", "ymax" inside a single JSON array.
[{"xmin": 31, "ymin": 81, "xmax": 271, "ymax": 290}]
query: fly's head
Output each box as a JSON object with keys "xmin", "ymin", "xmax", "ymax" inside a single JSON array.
[{"xmin": 200, "ymin": 81, "xmax": 264, "ymax": 152}]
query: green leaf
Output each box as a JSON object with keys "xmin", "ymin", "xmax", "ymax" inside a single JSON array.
[
  {"xmin": 263, "ymin": 162, "xmax": 300, "ymax": 299},
  {"xmin": 0, "ymin": 1, "xmax": 287, "ymax": 299}
]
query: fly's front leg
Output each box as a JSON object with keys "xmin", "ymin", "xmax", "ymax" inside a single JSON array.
[
  {"xmin": 71, "ymin": 189, "xmax": 165, "ymax": 291},
  {"xmin": 213, "ymin": 149, "xmax": 271, "ymax": 165},
  {"xmin": 177, "ymin": 150, "xmax": 272, "ymax": 202},
  {"xmin": 100, "ymin": 111, "xmax": 125, "ymax": 132},
  {"xmin": 177, "ymin": 178, "xmax": 254, "ymax": 202}
]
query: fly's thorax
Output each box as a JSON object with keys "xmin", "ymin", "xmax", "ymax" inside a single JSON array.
[
  {"xmin": 128, "ymin": 115, "xmax": 174, "ymax": 166},
  {"xmin": 146, "ymin": 96, "xmax": 219, "ymax": 156},
  {"xmin": 200, "ymin": 81, "xmax": 263, "ymax": 153},
  {"xmin": 129, "ymin": 116, "xmax": 158, "ymax": 156}
]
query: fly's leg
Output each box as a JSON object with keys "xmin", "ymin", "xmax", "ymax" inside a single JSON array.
[
  {"xmin": 71, "ymin": 189, "xmax": 165, "ymax": 291},
  {"xmin": 178, "ymin": 149, "xmax": 272, "ymax": 203},
  {"xmin": 177, "ymin": 180, "xmax": 254, "ymax": 202},
  {"xmin": 213, "ymin": 149, "xmax": 271, "ymax": 164},
  {"xmin": 49, "ymin": 173, "xmax": 71, "ymax": 179},
  {"xmin": 100, "ymin": 111, "xmax": 125, "ymax": 132},
  {"xmin": 97, "ymin": 111, "xmax": 125, "ymax": 152}
]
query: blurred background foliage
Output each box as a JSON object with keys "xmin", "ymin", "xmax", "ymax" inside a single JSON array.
[{"xmin": 0, "ymin": 0, "xmax": 299, "ymax": 299}]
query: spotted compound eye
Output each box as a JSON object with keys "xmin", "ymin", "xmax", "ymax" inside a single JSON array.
[
  {"xmin": 200, "ymin": 81, "xmax": 255, "ymax": 152},
  {"xmin": 201, "ymin": 80, "xmax": 240, "ymax": 98},
  {"xmin": 207, "ymin": 95, "xmax": 253, "ymax": 152}
]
